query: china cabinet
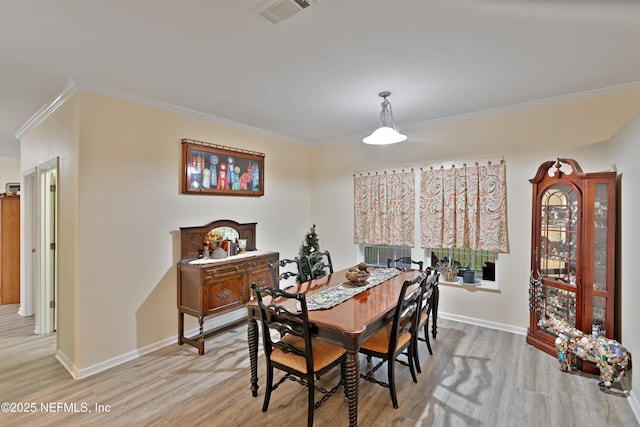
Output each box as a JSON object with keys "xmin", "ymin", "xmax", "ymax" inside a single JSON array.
[{"xmin": 527, "ymin": 158, "xmax": 616, "ymax": 360}]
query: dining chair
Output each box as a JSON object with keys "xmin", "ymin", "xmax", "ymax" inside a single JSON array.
[
  {"xmin": 269, "ymin": 257, "xmax": 303, "ymax": 289},
  {"xmin": 250, "ymin": 283, "xmax": 346, "ymax": 427},
  {"xmin": 387, "ymin": 257, "xmax": 424, "ymax": 271},
  {"xmin": 413, "ymin": 268, "xmax": 439, "ymax": 373},
  {"xmin": 359, "ymin": 273, "xmax": 426, "ymax": 409},
  {"xmin": 305, "ymin": 250, "xmax": 334, "ymax": 279}
]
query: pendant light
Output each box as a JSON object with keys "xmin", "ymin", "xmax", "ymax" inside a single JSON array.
[{"xmin": 362, "ymin": 91, "xmax": 407, "ymax": 145}]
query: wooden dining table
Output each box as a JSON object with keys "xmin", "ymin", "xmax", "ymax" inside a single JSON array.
[{"xmin": 246, "ymin": 267, "xmax": 426, "ymax": 427}]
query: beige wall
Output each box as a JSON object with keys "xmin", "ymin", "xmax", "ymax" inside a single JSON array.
[
  {"xmin": 0, "ymin": 157, "xmax": 20, "ymax": 188},
  {"xmin": 21, "ymin": 90, "xmax": 311, "ymax": 371},
  {"xmin": 20, "ymin": 94, "xmax": 81, "ymax": 367},
  {"xmin": 608, "ymin": 110, "xmax": 640, "ymax": 403}
]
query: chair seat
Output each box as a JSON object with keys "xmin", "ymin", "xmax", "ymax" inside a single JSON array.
[
  {"xmin": 271, "ymin": 335, "xmax": 346, "ymax": 374},
  {"xmin": 361, "ymin": 323, "xmax": 412, "ymax": 354}
]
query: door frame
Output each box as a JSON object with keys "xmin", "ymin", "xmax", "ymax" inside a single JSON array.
[
  {"xmin": 39, "ymin": 157, "xmax": 59, "ymax": 334},
  {"xmin": 22, "ymin": 158, "xmax": 59, "ymax": 334}
]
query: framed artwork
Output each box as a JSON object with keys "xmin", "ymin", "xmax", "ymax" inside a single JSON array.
[{"xmin": 181, "ymin": 139, "xmax": 265, "ymax": 196}]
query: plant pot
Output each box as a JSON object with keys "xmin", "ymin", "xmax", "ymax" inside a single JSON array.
[
  {"xmin": 442, "ymin": 271, "xmax": 458, "ymax": 282},
  {"xmin": 462, "ymin": 269, "xmax": 475, "ymax": 284}
]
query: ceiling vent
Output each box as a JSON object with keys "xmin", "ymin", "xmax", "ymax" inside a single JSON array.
[{"xmin": 252, "ymin": 0, "xmax": 313, "ymax": 24}]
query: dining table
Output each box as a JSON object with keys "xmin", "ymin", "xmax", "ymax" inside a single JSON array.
[{"xmin": 246, "ymin": 266, "xmax": 431, "ymax": 427}]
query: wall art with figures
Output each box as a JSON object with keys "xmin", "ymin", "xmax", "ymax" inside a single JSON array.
[{"xmin": 181, "ymin": 139, "xmax": 264, "ymax": 196}]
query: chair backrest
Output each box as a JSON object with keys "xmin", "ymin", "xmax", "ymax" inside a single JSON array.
[
  {"xmin": 250, "ymin": 283, "xmax": 314, "ymax": 374},
  {"xmin": 269, "ymin": 257, "xmax": 303, "ymax": 288},
  {"xmin": 305, "ymin": 250, "xmax": 334, "ymax": 279},
  {"xmin": 388, "ymin": 273, "xmax": 426, "ymax": 355},
  {"xmin": 387, "ymin": 257, "xmax": 424, "ymax": 271},
  {"xmin": 419, "ymin": 268, "xmax": 438, "ymax": 320}
]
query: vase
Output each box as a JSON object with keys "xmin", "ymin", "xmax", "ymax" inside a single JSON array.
[{"xmin": 212, "ymin": 247, "xmax": 227, "ymax": 259}]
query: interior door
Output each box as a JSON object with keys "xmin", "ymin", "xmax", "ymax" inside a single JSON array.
[
  {"xmin": 20, "ymin": 170, "xmax": 37, "ymax": 318},
  {"xmin": 40, "ymin": 161, "xmax": 58, "ymax": 333}
]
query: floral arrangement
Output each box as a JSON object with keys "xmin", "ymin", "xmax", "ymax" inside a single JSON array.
[{"xmin": 204, "ymin": 229, "xmax": 224, "ymax": 250}]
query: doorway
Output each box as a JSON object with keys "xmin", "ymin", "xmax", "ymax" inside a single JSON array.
[
  {"xmin": 23, "ymin": 159, "xmax": 59, "ymax": 334},
  {"xmin": 20, "ymin": 170, "xmax": 36, "ymax": 319},
  {"xmin": 39, "ymin": 159, "xmax": 58, "ymax": 334}
]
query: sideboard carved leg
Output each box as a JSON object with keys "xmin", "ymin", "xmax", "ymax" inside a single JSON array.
[
  {"xmin": 198, "ymin": 317, "xmax": 205, "ymax": 355},
  {"xmin": 248, "ymin": 318, "xmax": 259, "ymax": 397},
  {"xmin": 178, "ymin": 312, "xmax": 184, "ymax": 345},
  {"xmin": 344, "ymin": 349, "xmax": 359, "ymax": 427}
]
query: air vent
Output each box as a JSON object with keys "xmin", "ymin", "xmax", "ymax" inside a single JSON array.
[{"xmin": 252, "ymin": 0, "xmax": 313, "ymax": 24}]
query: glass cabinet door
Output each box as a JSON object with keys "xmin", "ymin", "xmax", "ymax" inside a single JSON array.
[
  {"xmin": 591, "ymin": 183, "xmax": 610, "ymax": 335},
  {"xmin": 538, "ymin": 184, "xmax": 579, "ymax": 326}
]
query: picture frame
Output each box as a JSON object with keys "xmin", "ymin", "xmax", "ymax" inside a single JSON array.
[{"xmin": 181, "ymin": 139, "xmax": 265, "ymax": 196}]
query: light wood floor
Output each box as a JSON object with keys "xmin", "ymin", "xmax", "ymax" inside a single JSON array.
[{"xmin": 0, "ymin": 303, "xmax": 636, "ymax": 427}]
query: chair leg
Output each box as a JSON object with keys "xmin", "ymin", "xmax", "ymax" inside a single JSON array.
[
  {"xmin": 307, "ymin": 373, "xmax": 315, "ymax": 427},
  {"xmin": 424, "ymin": 321, "xmax": 433, "ymax": 355},
  {"xmin": 408, "ymin": 343, "xmax": 418, "ymax": 384},
  {"xmin": 415, "ymin": 320, "xmax": 434, "ymax": 374},
  {"xmin": 414, "ymin": 335, "xmax": 422, "ymax": 374},
  {"xmin": 388, "ymin": 360, "xmax": 398, "ymax": 409},
  {"xmin": 263, "ymin": 365, "xmax": 273, "ymax": 412}
]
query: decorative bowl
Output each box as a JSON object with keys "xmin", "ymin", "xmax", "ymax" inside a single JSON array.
[{"xmin": 345, "ymin": 270, "xmax": 370, "ymax": 286}]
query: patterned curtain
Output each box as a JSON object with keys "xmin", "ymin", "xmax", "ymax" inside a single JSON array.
[
  {"xmin": 353, "ymin": 171, "xmax": 415, "ymax": 246},
  {"xmin": 420, "ymin": 162, "xmax": 509, "ymax": 252}
]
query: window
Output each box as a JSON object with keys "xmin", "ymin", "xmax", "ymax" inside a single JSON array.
[
  {"xmin": 428, "ymin": 247, "xmax": 496, "ymax": 283},
  {"xmin": 363, "ymin": 244, "xmax": 411, "ymax": 267}
]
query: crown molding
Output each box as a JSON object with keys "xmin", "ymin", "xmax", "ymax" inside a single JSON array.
[
  {"xmin": 73, "ymin": 80, "xmax": 309, "ymax": 145},
  {"xmin": 16, "ymin": 78, "xmax": 640, "ymax": 144},
  {"xmin": 14, "ymin": 79, "xmax": 78, "ymax": 139},
  {"xmin": 15, "ymin": 78, "xmax": 309, "ymax": 145},
  {"xmin": 404, "ymin": 80, "xmax": 640, "ymax": 132}
]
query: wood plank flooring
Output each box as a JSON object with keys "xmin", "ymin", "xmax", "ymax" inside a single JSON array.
[{"xmin": 0, "ymin": 303, "xmax": 636, "ymax": 426}]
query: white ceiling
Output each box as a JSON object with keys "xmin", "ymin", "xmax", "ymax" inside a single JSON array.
[{"xmin": 2, "ymin": 0, "xmax": 640, "ymax": 157}]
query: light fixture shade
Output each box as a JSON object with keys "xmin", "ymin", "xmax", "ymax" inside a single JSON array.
[
  {"xmin": 362, "ymin": 91, "xmax": 406, "ymax": 145},
  {"xmin": 362, "ymin": 126, "xmax": 407, "ymax": 145}
]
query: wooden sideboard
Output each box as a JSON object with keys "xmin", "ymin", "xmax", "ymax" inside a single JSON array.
[
  {"xmin": 0, "ymin": 195, "xmax": 20, "ymax": 305},
  {"xmin": 177, "ymin": 219, "xmax": 279, "ymax": 354}
]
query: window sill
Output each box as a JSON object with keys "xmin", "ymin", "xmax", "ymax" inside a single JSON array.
[{"xmin": 439, "ymin": 279, "xmax": 500, "ymax": 291}]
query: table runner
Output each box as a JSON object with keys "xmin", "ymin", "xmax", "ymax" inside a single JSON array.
[{"xmin": 305, "ymin": 268, "xmax": 405, "ymax": 311}]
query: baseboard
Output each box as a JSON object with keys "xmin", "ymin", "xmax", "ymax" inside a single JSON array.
[
  {"xmin": 55, "ymin": 349, "xmax": 80, "ymax": 379},
  {"xmin": 629, "ymin": 389, "xmax": 640, "ymax": 425},
  {"xmin": 438, "ymin": 311, "xmax": 528, "ymax": 336},
  {"xmin": 56, "ymin": 308, "xmax": 247, "ymax": 380}
]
